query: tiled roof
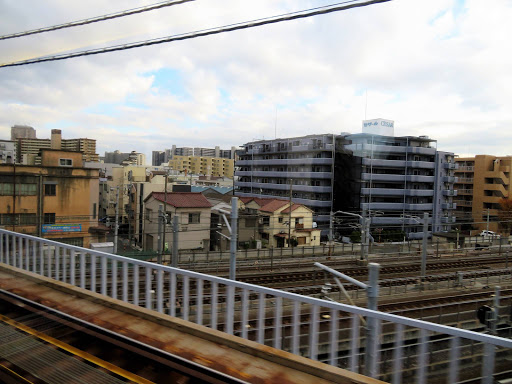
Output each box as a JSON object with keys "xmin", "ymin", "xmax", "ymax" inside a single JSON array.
[
  {"xmin": 281, "ymin": 204, "xmax": 302, "ymax": 214},
  {"xmin": 150, "ymin": 192, "xmax": 212, "ymax": 208},
  {"xmin": 259, "ymin": 199, "xmax": 290, "ymax": 213}
]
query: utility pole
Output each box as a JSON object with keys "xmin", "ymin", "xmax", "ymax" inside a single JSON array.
[
  {"xmin": 421, "ymin": 212, "xmax": 428, "ymax": 288},
  {"xmin": 229, "ymin": 197, "xmax": 238, "ymax": 280},
  {"xmin": 113, "ymin": 186, "xmax": 120, "ymax": 254},
  {"xmin": 172, "ymin": 215, "xmax": 179, "ymax": 268},
  {"xmin": 329, "ymin": 211, "xmax": 333, "ymax": 256},
  {"xmin": 487, "ymin": 208, "xmax": 490, "ymax": 232},
  {"xmin": 288, "ymin": 179, "xmax": 293, "ymax": 248},
  {"xmin": 157, "ymin": 204, "xmax": 164, "ymax": 264},
  {"xmin": 162, "ymin": 172, "xmax": 169, "ymax": 260}
]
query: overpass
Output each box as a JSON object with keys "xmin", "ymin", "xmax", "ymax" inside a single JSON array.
[{"xmin": 0, "ymin": 229, "xmax": 511, "ymax": 383}]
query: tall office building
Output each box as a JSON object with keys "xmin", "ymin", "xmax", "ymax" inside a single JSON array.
[{"xmin": 235, "ymin": 120, "xmax": 457, "ymax": 238}]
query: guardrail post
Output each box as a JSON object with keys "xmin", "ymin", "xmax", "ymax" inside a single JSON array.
[{"xmin": 366, "ymin": 262, "xmax": 380, "ymax": 378}]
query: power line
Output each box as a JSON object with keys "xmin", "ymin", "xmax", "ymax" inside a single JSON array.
[
  {"xmin": 0, "ymin": 0, "xmax": 196, "ymax": 41},
  {"xmin": 0, "ymin": 0, "xmax": 392, "ymax": 68}
]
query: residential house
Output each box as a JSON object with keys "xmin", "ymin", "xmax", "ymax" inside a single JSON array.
[{"xmin": 143, "ymin": 192, "xmax": 212, "ymax": 251}]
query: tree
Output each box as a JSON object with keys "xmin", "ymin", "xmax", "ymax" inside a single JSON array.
[{"xmin": 498, "ymin": 198, "xmax": 512, "ymax": 234}]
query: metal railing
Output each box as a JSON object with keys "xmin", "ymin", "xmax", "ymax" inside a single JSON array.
[{"xmin": 1, "ymin": 229, "xmax": 511, "ymax": 383}]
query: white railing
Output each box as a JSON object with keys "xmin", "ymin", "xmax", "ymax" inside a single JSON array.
[{"xmin": 1, "ymin": 229, "xmax": 511, "ymax": 383}]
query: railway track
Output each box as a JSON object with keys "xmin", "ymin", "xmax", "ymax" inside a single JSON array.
[
  {"xmin": 0, "ymin": 290, "xmax": 246, "ymax": 384},
  {"xmin": 235, "ymin": 256, "xmax": 512, "ymax": 288}
]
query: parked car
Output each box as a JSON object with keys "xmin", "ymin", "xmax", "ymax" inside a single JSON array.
[{"xmin": 479, "ymin": 230, "xmax": 500, "ymax": 238}]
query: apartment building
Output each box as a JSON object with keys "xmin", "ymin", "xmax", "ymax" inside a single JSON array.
[
  {"xmin": 152, "ymin": 145, "xmax": 237, "ymax": 166},
  {"xmin": 168, "ymin": 155, "xmax": 234, "ymax": 177},
  {"xmin": 15, "ymin": 129, "xmax": 99, "ymax": 163},
  {"xmin": 11, "ymin": 125, "xmax": 36, "ymax": 140},
  {"xmin": 235, "ymin": 121, "xmax": 457, "ymax": 239},
  {"xmin": 235, "ymin": 134, "xmax": 349, "ymax": 232},
  {"xmin": 0, "ymin": 149, "xmax": 100, "ymax": 247},
  {"xmin": 345, "ymin": 129, "xmax": 458, "ymax": 239},
  {"xmin": 454, "ymin": 155, "xmax": 512, "ymax": 234}
]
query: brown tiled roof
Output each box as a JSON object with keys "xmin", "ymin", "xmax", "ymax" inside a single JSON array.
[
  {"xmin": 281, "ymin": 204, "xmax": 302, "ymax": 214},
  {"xmin": 259, "ymin": 199, "xmax": 290, "ymax": 213},
  {"xmin": 150, "ymin": 192, "xmax": 212, "ymax": 208}
]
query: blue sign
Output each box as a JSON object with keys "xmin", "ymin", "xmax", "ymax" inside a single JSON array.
[{"xmin": 42, "ymin": 224, "xmax": 82, "ymax": 233}]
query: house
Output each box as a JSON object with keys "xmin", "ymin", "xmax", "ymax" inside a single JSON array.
[{"xmin": 143, "ymin": 192, "xmax": 212, "ymax": 251}]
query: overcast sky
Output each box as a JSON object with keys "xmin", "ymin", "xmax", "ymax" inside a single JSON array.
[{"xmin": 1, "ymin": 0, "xmax": 511, "ymax": 161}]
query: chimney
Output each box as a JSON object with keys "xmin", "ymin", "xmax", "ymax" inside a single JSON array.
[{"xmin": 51, "ymin": 129, "xmax": 62, "ymax": 150}]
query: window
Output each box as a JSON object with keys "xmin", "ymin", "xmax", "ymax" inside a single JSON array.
[
  {"xmin": 261, "ymin": 216, "xmax": 270, "ymax": 226},
  {"xmin": 145, "ymin": 208, "xmax": 152, "ymax": 221},
  {"xmin": 44, "ymin": 213, "xmax": 56, "ymax": 224},
  {"xmin": 44, "ymin": 184, "xmax": 56, "ymax": 196},
  {"xmin": 278, "ymin": 217, "xmax": 283, "ymax": 223},
  {"xmin": 59, "ymin": 158, "xmax": 73, "ymax": 166},
  {"xmin": 19, "ymin": 214, "xmax": 36, "ymax": 225},
  {"xmin": 188, "ymin": 212, "xmax": 200, "ymax": 224}
]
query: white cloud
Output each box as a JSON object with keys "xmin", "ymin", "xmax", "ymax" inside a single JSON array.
[{"xmin": 1, "ymin": 0, "xmax": 512, "ymax": 161}]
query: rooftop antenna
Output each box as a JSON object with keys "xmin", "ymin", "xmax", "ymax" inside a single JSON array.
[
  {"xmin": 365, "ymin": 89, "xmax": 368, "ymax": 120},
  {"xmin": 274, "ymin": 106, "xmax": 278, "ymax": 139}
]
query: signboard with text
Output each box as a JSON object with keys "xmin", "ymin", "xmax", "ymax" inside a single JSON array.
[
  {"xmin": 42, "ymin": 224, "xmax": 82, "ymax": 234},
  {"xmin": 362, "ymin": 118, "xmax": 395, "ymax": 136}
]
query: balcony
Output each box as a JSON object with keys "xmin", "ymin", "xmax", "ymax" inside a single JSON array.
[
  {"xmin": 454, "ymin": 200, "xmax": 472, "ymax": 207},
  {"xmin": 456, "ymin": 188, "xmax": 473, "ymax": 195},
  {"xmin": 484, "ymin": 184, "xmax": 509, "ymax": 197},
  {"xmin": 235, "ymin": 170, "xmax": 332, "ymax": 179},
  {"xmin": 442, "ymin": 176, "xmax": 458, "ymax": 183},
  {"xmin": 456, "ymin": 165, "xmax": 474, "ymax": 172},
  {"xmin": 483, "ymin": 196, "xmax": 505, "ymax": 204},
  {"xmin": 444, "ymin": 162, "xmax": 459, "ymax": 170},
  {"xmin": 442, "ymin": 203, "xmax": 457, "ymax": 210},
  {"xmin": 236, "ymin": 158, "xmax": 333, "ymax": 167},
  {"xmin": 443, "ymin": 189, "xmax": 458, "ymax": 197},
  {"xmin": 361, "ymin": 188, "xmax": 434, "ymax": 197},
  {"xmin": 234, "ymin": 181, "xmax": 331, "ymax": 194},
  {"xmin": 361, "ymin": 202, "xmax": 433, "ymax": 211},
  {"xmin": 361, "ymin": 173, "xmax": 435, "ymax": 183},
  {"xmin": 441, "ymin": 216, "xmax": 456, "ymax": 224},
  {"xmin": 245, "ymin": 143, "xmax": 334, "ymax": 155},
  {"xmin": 484, "ymin": 170, "xmax": 508, "ymax": 184},
  {"xmin": 361, "ymin": 158, "xmax": 435, "ymax": 169},
  {"xmin": 457, "ymin": 177, "xmax": 473, "ymax": 183}
]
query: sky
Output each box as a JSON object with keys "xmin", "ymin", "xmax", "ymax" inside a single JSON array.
[{"xmin": 1, "ymin": 0, "xmax": 512, "ymax": 162}]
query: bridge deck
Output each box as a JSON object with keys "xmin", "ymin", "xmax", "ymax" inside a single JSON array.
[{"xmin": 0, "ymin": 264, "xmax": 384, "ymax": 384}]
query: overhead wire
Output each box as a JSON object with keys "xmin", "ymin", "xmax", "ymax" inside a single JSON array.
[
  {"xmin": 0, "ymin": 0, "xmax": 196, "ymax": 41},
  {"xmin": 0, "ymin": 0, "xmax": 392, "ymax": 68}
]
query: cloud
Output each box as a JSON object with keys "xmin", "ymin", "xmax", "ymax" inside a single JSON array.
[{"xmin": 1, "ymin": 0, "xmax": 512, "ymax": 161}]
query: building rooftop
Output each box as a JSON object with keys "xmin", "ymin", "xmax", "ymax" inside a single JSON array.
[{"xmin": 149, "ymin": 192, "xmax": 212, "ymax": 208}]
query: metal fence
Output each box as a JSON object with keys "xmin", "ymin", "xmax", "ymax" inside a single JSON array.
[{"xmin": 1, "ymin": 229, "xmax": 511, "ymax": 384}]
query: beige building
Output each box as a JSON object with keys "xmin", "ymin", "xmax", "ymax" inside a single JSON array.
[
  {"xmin": 168, "ymin": 155, "xmax": 234, "ymax": 177},
  {"xmin": 143, "ymin": 192, "xmax": 212, "ymax": 251},
  {"xmin": 0, "ymin": 149, "xmax": 100, "ymax": 247},
  {"xmin": 240, "ymin": 198, "xmax": 321, "ymax": 248},
  {"xmin": 16, "ymin": 129, "xmax": 99, "ymax": 163},
  {"xmin": 454, "ymin": 155, "xmax": 512, "ymax": 234}
]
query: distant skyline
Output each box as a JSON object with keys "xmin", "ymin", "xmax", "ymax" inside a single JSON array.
[{"xmin": 1, "ymin": 0, "xmax": 512, "ymax": 161}]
